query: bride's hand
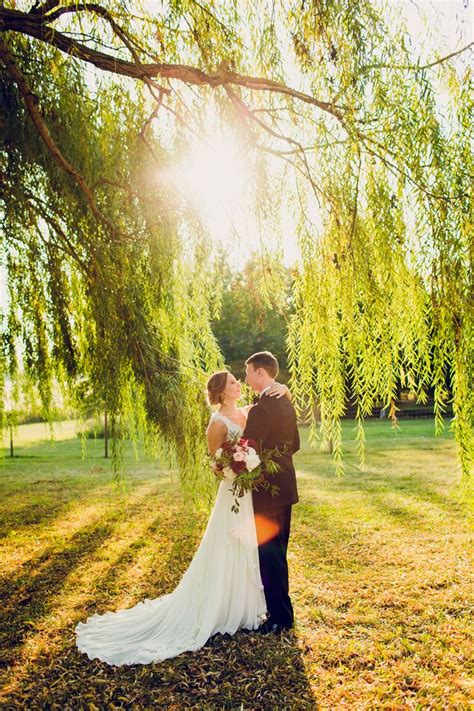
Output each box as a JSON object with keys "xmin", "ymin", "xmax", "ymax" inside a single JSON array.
[{"xmin": 266, "ymin": 382, "xmax": 292, "ymax": 400}]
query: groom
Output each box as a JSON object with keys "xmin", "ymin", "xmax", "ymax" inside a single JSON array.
[{"xmin": 243, "ymin": 351, "xmax": 300, "ymax": 633}]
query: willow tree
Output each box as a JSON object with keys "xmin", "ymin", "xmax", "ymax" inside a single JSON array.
[{"xmin": 1, "ymin": 1, "xmax": 472, "ymax": 488}]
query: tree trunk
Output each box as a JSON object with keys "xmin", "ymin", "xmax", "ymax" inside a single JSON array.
[{"xmin": 104, "ymin": 409, "xmax": 109, "ymax": 459}]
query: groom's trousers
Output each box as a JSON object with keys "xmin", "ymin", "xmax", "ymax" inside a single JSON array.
[{"xmin": 255, "ymin": 505, "xmax": 294, "ymax": 628}]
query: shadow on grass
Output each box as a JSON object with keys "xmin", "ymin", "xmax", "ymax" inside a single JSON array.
[
  {"xmin": 0, "ymin": 469, "xmax": 164, "ymax": 539},
  {"xmin": 3, "ymin": 505, "xmax": 316, "ymax": 709},
  {"xmin": 76, "ymin": 508, "xmax": 197, "ymax": 617},
  {"xmin": 1, "ymin": 485, "xmax": 176, "ymax": 670},
  {"xmin": 297, "ymin": 451, "xmax": 464, "ymax": 526},
  {"xmin": 0, "ymin": 495, "xmax": 76, "ymax": 538},
  {"xmin": 0, "ymin": 521, "xmax": 113, "ymax": 668},
  {"xmin": 6, "ymin": 626, "xmax": 315, "ymax": 710},
  {"xmin": 0, "ymin": 467, "xmax": 111, "ymax": 540}
]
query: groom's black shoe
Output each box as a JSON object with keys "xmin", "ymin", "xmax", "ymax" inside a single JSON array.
[{"xmin": 257, "ymin": 620, "xmax": 291, "ymax": 635}]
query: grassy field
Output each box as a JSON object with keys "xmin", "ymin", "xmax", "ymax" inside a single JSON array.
[{"xmin": 0, "ymin": 419, "xmax": 472, "ymax": 709}]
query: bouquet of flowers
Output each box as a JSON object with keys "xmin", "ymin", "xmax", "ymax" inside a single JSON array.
[{"xmin": 211, "ymin": 435, "xmax": 281, "ymax": 513}]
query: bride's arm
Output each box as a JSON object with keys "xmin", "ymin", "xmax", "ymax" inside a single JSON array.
[{"xmin": 206, "ymin": 420, "xmax": 227, "ymax": 456}]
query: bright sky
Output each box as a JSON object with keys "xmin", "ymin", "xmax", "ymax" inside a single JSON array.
[{"xmin": 396, "ymin": 0, "xmax": 472, "ymax": 51}]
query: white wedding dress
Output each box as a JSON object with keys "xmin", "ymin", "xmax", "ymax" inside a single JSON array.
[{"xmin": 75, "ymin": 412, "xmax": 267, "ymax": 666}]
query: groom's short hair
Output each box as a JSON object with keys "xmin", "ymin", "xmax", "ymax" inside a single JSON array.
[{"xmin": 245, "ymin": 351, "xmax": 279, "ymax": 378}]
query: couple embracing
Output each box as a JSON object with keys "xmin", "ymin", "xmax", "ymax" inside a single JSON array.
[{"xmin": 76, "ymin": 351, "xmax": 300, "ymax": 666}]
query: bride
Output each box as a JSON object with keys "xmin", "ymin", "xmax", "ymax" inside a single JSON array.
[{"xmin": 75, "ymin": 370, "xmax": 290, "ymax": 666}]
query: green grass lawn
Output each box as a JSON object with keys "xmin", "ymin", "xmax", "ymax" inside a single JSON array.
[{"xmin": 1, "ymin": 420, "xmax": 472, "ymax": 709}]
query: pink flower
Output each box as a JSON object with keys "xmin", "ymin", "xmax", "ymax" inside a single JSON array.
[{"xmin": 233, "ymin": 451, "xmax": 245, "ymax": 462}]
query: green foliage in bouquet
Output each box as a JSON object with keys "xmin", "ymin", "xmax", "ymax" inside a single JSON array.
[{"xmin": 211, "ymin": 434, "xmax": 282, "ymax": 513}]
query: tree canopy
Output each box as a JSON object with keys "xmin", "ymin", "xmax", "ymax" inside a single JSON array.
[
  {"xmin": 211, "ymin": 252, "xmax": 292, "ymax": 377},
  {"xmin": 1, "ymin": 1, "xmax": 472, "ymax": 490}
]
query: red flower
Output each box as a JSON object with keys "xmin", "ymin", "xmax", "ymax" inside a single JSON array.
[
  {"xmin": 245, "ymin": 439, "xmax": 258, "ymax": 449},
  {"xmin": 221, "ymin": 441, "xmax": 233, "ymax": 452},
  {"xmin": 231, "ymin": 460, "xmax": 247, "ymax": 474}
]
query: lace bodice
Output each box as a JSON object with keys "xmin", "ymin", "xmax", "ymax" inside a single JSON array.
[{"xmin": 210, "ymin": 411, "xmax": 244, "ymax": 437}]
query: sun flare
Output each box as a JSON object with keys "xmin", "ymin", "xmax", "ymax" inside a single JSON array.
[
  {"xmin": 159, "ymin": 125, "xmax": 300, "ymax": 267},
  {"xmin": 173, "ymin": 133, "xmax": 248, "ymax": 230}
]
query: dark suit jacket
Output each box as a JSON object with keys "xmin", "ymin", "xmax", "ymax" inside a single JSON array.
[{"xmin": 243, "ymin": 393, "xmax": 300, "ymax": 513}]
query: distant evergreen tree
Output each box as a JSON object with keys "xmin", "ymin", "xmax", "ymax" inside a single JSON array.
[{"xmin": 212, "ymin": 254, "xmax": 292, "ymax": 378}]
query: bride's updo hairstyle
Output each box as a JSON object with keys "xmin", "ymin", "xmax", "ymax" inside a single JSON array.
[{"xmin": 206, "ymin": 371, "xmax": 228, "ymax": 407}]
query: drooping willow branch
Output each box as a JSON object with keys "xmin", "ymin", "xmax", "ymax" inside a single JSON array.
[{"xmin": 0, "ymin": 34, "xmax": 130, "ymax": 241}]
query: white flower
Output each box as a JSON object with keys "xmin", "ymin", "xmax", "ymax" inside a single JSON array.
[
  {"xmin": 245, "ymin": 453, "xmax": 261, "ymax": 471},
  {"xmin": 247, "ymin": 447, "xmax": 257, "ymax": 456},
  {"xmin": 215, "ymin": 447, "xmax": 223, "ymax": 458}
]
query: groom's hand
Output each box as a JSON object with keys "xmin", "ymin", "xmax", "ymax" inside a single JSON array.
[{"xmin": 266, "ymin": 382, "xmax": 291, "ymax": 399}]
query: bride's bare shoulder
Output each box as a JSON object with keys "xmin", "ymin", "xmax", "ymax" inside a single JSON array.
[
  {"xmin": 206, "ymin": 415, "xmax": 227, "ymax": 438},
  {"xmin": 207, "ymin": 412, "xmax": 226, "ymax": 427}
]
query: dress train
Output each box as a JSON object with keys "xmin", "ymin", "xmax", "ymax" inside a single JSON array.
[{"xmin": 75, "ymin": 473, "xmax": 266, "ymax": 666}]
